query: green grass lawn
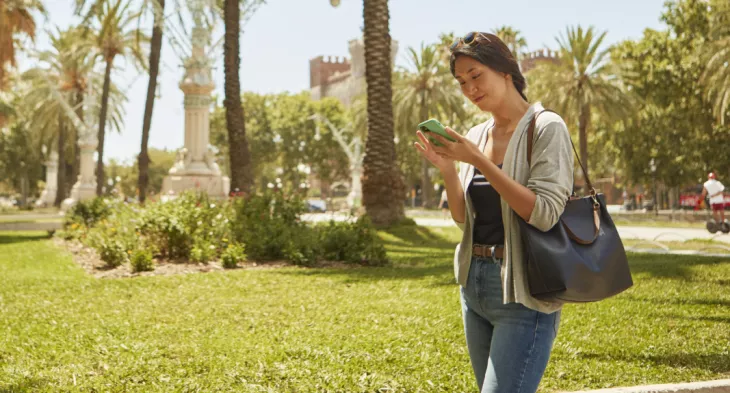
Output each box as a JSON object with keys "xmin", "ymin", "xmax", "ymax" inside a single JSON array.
[{"xmin": 1, "ymin": 228, "xmax": 729, "ymax": 392}]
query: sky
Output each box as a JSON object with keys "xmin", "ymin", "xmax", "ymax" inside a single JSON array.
[{"xmin": 20, "ymin": 0, "xmax": 669, "ymax": 164}]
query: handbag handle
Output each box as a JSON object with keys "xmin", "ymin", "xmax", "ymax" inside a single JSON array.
[{"xmin": 526, "ymin": 110, "xmax": 595, "ymax": 195}]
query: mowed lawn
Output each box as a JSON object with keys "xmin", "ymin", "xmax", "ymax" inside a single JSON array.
[{"xmin": 1, "ymin": 227, "xmax": 729, "ymax": 393}]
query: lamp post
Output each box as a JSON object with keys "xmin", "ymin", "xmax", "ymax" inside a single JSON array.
[{"xmin": 650, "ymin": 158, "xmax": 657, "ymax": 216}]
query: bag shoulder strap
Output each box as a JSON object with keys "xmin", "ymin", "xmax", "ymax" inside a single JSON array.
[{"xmin": 526, "ymin": 109, "xmax": 594, "ymax": 192}]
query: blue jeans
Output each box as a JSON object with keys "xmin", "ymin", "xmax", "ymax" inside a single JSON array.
[{"xmin": 460, "ymin": 256, "xmax": 560, "ymax": 393}]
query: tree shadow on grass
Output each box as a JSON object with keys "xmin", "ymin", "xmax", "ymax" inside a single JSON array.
[
  {"xmin": 274, "ymin": 264, "xmax": 455, "ymax": 285},
  {"xmin": 579, "ymin": 351, "xmax": 730, "ymax": 374},
  {"xmin": 672, "ymin": 314, "xmax": 730, "ymax": 324},
  {"xmin": 0, "ymin": 232, "xmax": 52, "ymax": 245},
  {"xmin": 626, "ymin": 253, "xmax": 730, "ymax": 280},
  {"xmin": 625, "ymin": 295, "xmax": 730, "ymax": 308},
  {"xmin": 379, "ymin": 224, "xmax": 458, "ymax": 249},
  {"xmin": 0, "ymin": 377, "xmax": 51, "ymax": 393}
]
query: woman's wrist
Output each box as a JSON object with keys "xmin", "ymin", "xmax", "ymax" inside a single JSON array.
[{"xmin": 439, "ymin": 161, "xmax": 457, "ymax": 175}]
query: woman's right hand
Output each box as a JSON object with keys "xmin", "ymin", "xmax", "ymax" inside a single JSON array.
[{"xmin": 414, "ymin": 131, "xmax": 454, "ymax": 172}]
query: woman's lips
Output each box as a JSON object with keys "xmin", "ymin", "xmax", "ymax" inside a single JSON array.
[{"xmin": 474, "ymin": 95, "xmax": 485, "ymax": 103}]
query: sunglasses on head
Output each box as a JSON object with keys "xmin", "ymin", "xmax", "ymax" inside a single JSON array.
[{"xmin": 450, "ymin": 32, "xmax": 492, "ymax": 51}]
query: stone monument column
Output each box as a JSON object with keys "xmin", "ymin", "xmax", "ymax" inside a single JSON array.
[
  {"xmin": 161, "ymin": 2, "xmax": 229, "ymax": 198},
  {"xmin": 36, "ymin": 151, "xmax": 58, "ymax": 207},
  {"xmin": 62, "ymin": 134, "xmax": 98, "ymax": 210}
]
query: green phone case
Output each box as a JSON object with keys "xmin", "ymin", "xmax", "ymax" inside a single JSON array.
[{"xmin": 418, "ymin": 119, "xmax": 455, "ymax": 147}]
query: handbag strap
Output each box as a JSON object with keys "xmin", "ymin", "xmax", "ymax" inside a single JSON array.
[{"xmin": 526, "ymin": 109, "xmax": 595, "ymax": 194}]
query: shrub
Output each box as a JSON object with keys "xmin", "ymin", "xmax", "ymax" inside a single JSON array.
[
  {"xmin": 231, "ymin": 191, "xmax": 309, "ymax": 261},
  {"xmin": 64, "ymin": 197, "xmax": 117, "ymax": 229},
  {"xmin": 97, "ymin": 238, "xmax": 128, "ymax": 268},
  {"xmin": 221, "ymin": 243, "xmax": 246, "ymax": 269},
  {"xmin": 138, "ymin": 192, "xmax": 232, "ymax": 260},
  {"xmin": 190, "ymin": 240, "xmax": 216, "ymax": 264},
  {"xmin": 283, "ymin": 226, "xmax": 321, "ymax": 266},
  {"xmin": 317, "ymin": 216, "xmax": 388, "ymax": 266},
  {"xmin": 131, "ymin": 249, "xmax": 154, "ymax": 272}
]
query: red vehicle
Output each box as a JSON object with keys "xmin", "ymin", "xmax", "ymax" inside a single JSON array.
[{"xmin": 679, "ymin": 184, "xmax": 730, "ymax": 210}]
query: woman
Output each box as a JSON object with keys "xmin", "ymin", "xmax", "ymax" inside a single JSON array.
[{"xmin": 414, "ymin": 32, "xmax": 574, "ymax": 392}]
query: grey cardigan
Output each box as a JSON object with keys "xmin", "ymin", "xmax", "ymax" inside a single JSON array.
[{"xmin": 452, "ymin": 102, "xmax": 574, "ymax": 314}]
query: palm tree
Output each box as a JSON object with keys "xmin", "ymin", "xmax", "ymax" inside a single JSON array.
[
  {"xmin": 222, "ymin": 0, "xmax": 258, "ymax": 196},
  {"xmin": 493, "ymin": 25, "xmax": 528, "ymax": 61},
  {"xmin": 701, "ymin": 0, "xmax": 730, "ymax": 124},
  {"xmin": 137, "ymin": 0, "xmax": 165, "ymax": 203},
  {"xmin": 21, "ymin": 26, "xmax": 95, "ymax": 205},
  {"xmin": 393, "ymin": 43, "xmax": 468, "ymax": 207},
  {"xmin": 0, "ymin": 0, "xmax": 45, "ymax": 90},
  {"xmin": 330, "ymin": 0, "xmax": 404, "ymax": 225},
  {"xmin": 527, "ymin": 26, "xmax": 630, "ymax": 193},
  {"xmin": 45, "ymin": 26, "xmax": 95, "ymax": 204},
  {"xmin": 21, "ymin": 52, "xmax": 126, "ymax": 205},
  {"xmin": 88, "ymin": 0, "xmax": 147, "ymax": 196}
]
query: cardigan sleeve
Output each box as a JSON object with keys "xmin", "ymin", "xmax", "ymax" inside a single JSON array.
[
  {"xmin": 526, "ymin": 117, "xmax": 575, "ymax": 232},
  {"xmin": 453, "ymin": 159, "xmax": 468, "ymax": 232}
]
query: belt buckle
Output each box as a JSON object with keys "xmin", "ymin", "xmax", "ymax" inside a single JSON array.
[{"xmin": 490, "ymin": 245, "xmax": 498, "ymax": 264}]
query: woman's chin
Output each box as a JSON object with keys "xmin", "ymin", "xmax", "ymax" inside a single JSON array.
[{"xmin": 475, "ymin": 100, "xmax": 492, "ymax": 112}]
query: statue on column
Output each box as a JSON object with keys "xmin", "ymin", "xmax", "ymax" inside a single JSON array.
[{"xmin": 161, "ymin": 0, "xmax": 229, "ymax": 199}]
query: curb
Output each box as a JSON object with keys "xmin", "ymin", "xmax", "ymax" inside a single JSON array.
[{"xmin": 566, "ymin": 379, "xmax": 730, "ymax": 393}]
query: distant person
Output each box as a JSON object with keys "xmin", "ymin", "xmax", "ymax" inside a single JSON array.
[
  {"xmin": 702, "ymin": 172, "xmax": 726, "ymax": 223},
  {"xmin": 414, "ymin": 32, "xmax": 573, "ymax": 392},
  {"xmin": 438, "ymin": 187, "xmax": 449, "ymax": 218}
]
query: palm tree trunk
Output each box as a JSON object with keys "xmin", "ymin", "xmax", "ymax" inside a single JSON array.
[
  {"xmin": 224, "ymin": 0, "xmax": 253, "ymax": 195},
  {"xmin": 96, "ymin": 59, "xmax": 113, "ymax": 196},
  {"xmin": 54, "ymin": 111, "xmax": 67, "ymax": 207},
  {"xmin": 578, "ymin": 104, "xmax": 591, "ymax": 194},
  {"xmin": 419, "ymin": 93, "xmax": 431, "ymax": 208},
  {"xmin": 361, "ymin": 0, "xmax": 404, "ymax": 226},
  {"xmin": 68, "ymin": 90, "xmax": 84, "ymax": 193},
  {"xmin": 138, "ymin": 0, "xmax": 165, "ymax": 203}
]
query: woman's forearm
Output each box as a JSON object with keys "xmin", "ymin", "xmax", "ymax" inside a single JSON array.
[{"xmin": 441, "ymin": 164, "xmax": 466, "ymax": 224}]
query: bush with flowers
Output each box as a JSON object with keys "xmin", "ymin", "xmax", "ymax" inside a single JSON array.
[{"xmin": 61, "ymin": 189, "xmax": 388, "ymax": 270}]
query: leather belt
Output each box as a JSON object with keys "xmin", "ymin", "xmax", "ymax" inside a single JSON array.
[{"xmin": 472, "ymin": 244, "xmax": 505, "ymax": 261}]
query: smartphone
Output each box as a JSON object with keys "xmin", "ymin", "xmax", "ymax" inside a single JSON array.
[{"xmin": 418, "ymin": 119, "xmax": 456, "ymax": 147}]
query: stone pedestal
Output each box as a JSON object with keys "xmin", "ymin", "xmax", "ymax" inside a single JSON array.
[
  {"xmin": 61, "ymin": 139, "xmax": 97, "ymax": 211},
  {"xmin": 36, "ymin": 151, "xmax": 58, "ymax": 207},
  {"xmin": 161, "ymin": 23, "xmax": 229, "ymax": 200}
]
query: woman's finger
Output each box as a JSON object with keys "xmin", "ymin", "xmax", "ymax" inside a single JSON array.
[
  {"xmin": 444, "ymin": 127, "xmax": 463, "ymax": 142},
  {"xmin": 416, "ymin": 131, "xmax": 433, "ymax": 150},
  {"xmin": 414, "ymin": 142, "xmax": 426, "ymax": 153},
  {"xmin": 430, "ymin": 133, "xmax": 451, "ymax": 147}
]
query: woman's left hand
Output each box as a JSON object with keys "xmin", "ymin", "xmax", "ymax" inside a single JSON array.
[{"xmin": 430, "ymin": 127, "xmax": 482, "ymax": 166}]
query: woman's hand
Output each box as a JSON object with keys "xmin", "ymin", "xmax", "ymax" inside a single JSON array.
[
  {"xmin": 414, "ymin": 131, "xmax": 455, "ymax": 172},
  {"xmin": 428, "ymin": 127, "xmax": 482, "ymax": 166}
]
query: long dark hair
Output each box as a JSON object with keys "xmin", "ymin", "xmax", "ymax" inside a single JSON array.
[{"xmin": 449, "ymin": 32, "xmax": 528, "ymax": 101}]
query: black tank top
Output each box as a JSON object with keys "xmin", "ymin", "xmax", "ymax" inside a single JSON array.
[{"xmin": 469, "ymin": 165, "xmax": 505, "ymax": 245}]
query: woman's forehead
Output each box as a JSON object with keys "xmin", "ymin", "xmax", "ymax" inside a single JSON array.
[{"xmin": 453, "ymin": 56, "xmax": 486, "ymax": 77}]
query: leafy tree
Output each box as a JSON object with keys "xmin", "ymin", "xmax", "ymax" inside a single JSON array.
[
  {"xmin": 210, "ymin": 93, "xmax": 349, "ymax": 195},
  {"xmin": 611, "ymin": 0, "xmax": 730, "ymax": 188},
  {"xmin": 0, "ymin": 121, "xmax": 42, "ymax": 205},
  {"xmin": 528, "ymin": 26, "xmax": 631, "ymax": 191}
]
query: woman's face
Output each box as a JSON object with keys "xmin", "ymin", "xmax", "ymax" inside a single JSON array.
[{"xmin": 453, "ymin": 55, "xmax": 509, "ymax": 112}]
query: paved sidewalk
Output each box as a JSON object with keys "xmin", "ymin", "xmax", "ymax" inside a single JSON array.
[
  {"xmin": 302, "ymin": 213, "xmax": 730, "ymax": 242},
  {"xmin": 566, "ymin": 379, "xmax": 730, "ymax": 393}
]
